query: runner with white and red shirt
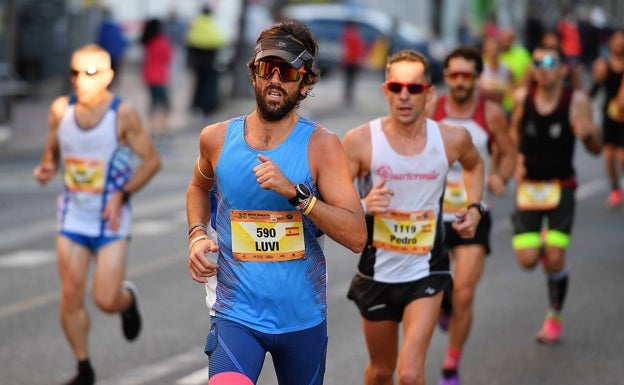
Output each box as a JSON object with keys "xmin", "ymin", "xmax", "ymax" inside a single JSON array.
[{"xmin": 430, "ymin": 46, "xmax": 516, "ymax": 385}]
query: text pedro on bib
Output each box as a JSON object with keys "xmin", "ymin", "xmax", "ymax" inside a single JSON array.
[{"xmin": 372, "ymin": 209, "xmax": 436, "ymax": 254}]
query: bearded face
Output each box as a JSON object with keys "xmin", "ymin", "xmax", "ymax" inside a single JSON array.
[{"xmin": 254, "ymin": 80, "xmax": 304, "ymax": 122}]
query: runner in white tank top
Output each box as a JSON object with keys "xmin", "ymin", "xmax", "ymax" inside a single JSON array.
[
  {"xmin": 33, "ymin": 44, "xmax": 161, "ymax": 385},
  {"xmin": 342, "ymin": 50, "xmax": 484, "ymax": 385}
]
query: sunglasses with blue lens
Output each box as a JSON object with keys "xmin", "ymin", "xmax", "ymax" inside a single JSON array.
[{"xmin": 532, "ymin": 55, "xmax": 559, "ymax": 69}]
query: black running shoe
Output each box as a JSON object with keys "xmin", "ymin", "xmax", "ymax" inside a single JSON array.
[
  {"xmin": 121, "ymin": 281, "xmax": 142, "ymax": 341},
  {"xmin": 64, "ymin": 362, "xmax": 94, "ymax": 385}
]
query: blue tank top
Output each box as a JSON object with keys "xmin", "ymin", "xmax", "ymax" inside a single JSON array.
[{"xmin": 212, "ymin": 116, "xmax": 326, "ymax": 333}]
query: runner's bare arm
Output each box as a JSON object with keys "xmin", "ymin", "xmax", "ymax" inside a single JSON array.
[
  {"xmin": 570, "ymin": 90, "xmax": 602, "ymax": 155},
  {"xmin": 33, "ymin": 96, "xmax": 67, "ymax": 185},
  {"xmin": 486, "ymin": 100, "xmax": 516, "ymax": 194},
  {"xmin": 308, "ymin": 127, "xmax": 367, "ymax": 253},
  {"xmin": 186, "ymin": 123, "xmax": 226, "ymax": 283},
  {"xmin": 117, "ymin": 101, "xmax": 161, "ymax": 195}
]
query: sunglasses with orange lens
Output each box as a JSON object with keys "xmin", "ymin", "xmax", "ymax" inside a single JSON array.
[
  {"xmin": 444, "ymin": 71, "xmax": 477, "ymax": 81},
  {"xmin": 254, "ymin": 60, "xmax": 305, "ymax": 82},
  {"xmin": 385, "ymin": 82, "xmax": 429, "ymax": 95}
]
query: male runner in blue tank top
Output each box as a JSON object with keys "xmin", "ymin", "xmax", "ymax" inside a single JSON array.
[
  {"xmin": 342, "ymin": 50, "xmax": 485, "ymax": 385},
  {"xmin": 33, "ymin": 44, "xmax": 161, "ymax": 385},
  {"xmin": 185, "ymin": 21, "xmax": 366, "ymax": 385},
  {"xmin": 510, "ymin": 45, "xmax": 601, "ymax": 344}
]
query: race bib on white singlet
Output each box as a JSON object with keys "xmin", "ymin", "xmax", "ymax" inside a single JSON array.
[
  {"xmin": 372, "ymin": 209, "xmax": 436, "ymax": 254},
  {"xmin": 64, "ymin": 157, "xmax": 105, "ymax": 193}
]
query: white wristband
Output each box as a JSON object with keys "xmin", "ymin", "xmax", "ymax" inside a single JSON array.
[{"xmin": 189, "ymin": 234, "xmax": 209, "ymax": 251}]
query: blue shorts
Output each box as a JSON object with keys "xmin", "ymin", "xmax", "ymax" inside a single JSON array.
[
  {"xmin": 205, "ymin": 317, "xmax": 327, "ymax": 385},
  {"xmin": 60, "ymin": 230, "xmax": 124, "ymax": 254}
]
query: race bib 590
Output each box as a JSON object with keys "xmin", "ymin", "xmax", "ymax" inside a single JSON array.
[{"xmin": 230, "ymin": 209, "xmax": 305, "ymax": 261}]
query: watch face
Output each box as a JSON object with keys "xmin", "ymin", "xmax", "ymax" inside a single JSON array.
[{"xmin": 297, "ymin": 184, "xmax": 311, "ymax": 197}]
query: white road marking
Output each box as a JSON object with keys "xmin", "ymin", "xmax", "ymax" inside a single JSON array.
[
  {"xmin": 132, "ymin": 219, "xmax": 178, "ymax": 236},
  {"xmin": 97, "ymin": 349, "xmax": 205, "ymax": 385},
  {"xmin": 0, "ymin": 250, "xmax": 56, "ymax": 267},
  {"xmin": 176, "ymin": 367, "xmax": 208, "ymax": 385}
]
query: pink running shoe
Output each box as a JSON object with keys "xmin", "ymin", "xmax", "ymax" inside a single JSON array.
[
  {"xmin": 536, "ymin": 314, "xmax": 562, "ymax": 344},
  {"xmin": 607, "ymin": 189, "xmax": 622, "ymax": 208}
]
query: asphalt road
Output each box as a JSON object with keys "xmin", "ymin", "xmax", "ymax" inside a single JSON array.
[{"xmin": 1, "ymin": 73, "xmax": 623, "ymax": 385}]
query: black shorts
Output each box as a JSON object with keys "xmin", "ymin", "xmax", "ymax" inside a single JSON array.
[
  {"xmin": 603, "ymin": 117, "xmax": 624, "ymax": 147},
  {"xmin": 347, "ymin": 273, "xmax": 452, "ymax": 322},
  {"xmin": 443, "ymin": 211, "xmax": 492, "ymax": 255}
]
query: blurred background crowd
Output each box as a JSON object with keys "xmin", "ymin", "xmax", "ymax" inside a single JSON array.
[{"xmin": 0, "ymin": 0, "xmax": 623, "ymax": 148}]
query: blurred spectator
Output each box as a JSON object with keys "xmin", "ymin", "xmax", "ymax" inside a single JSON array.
[
  {"xmin": 340, "ymin": 21, "xmax": 366, "ymax": 106},
  {"xmin": 479, "ymin": 35, "xmax": 513, "ymax": 105},
  {"xmin": 483, "ymin": 12, "xmax": 499, "ymax": 39},
  {"xmin": 457, "ymin": 11, "xmax": 478, "ymax": 46},
  {"xmin": 557, "ymin": 8, "xmax": 582, "ymax": 69},
  {"xmin": 498, "ymin": 28, "xmax": 532, "ymax": 114},
  {"xmin": 97, "ymin": 7, "xmax": 127, "ymax": 84},
  {"xmin": 140, "ymin": 18, "xmax": 173, "ymax": 144},
  {"xmin": 186, "ymin": 5, "xmax": 226, "ymax": 116}
]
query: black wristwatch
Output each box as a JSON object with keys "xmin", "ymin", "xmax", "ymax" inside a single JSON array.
[
  {"xmin": 467, "ymin": 203, "xmax": 485, "ymax": 217},
  {"xmin": 121, "ymin": 188, "xmax": 131, "ymax": 203},
  {"xmin": 288, "ymin": 183, "xmax": 312, "ymax": 210}
]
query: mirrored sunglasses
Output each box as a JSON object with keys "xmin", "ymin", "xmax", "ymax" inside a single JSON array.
[
  {"xmin": 254, "ymin": 60, "xmax": 305, "ymax": 82},
  {"xmin": 444, "ymin": 71, "xmax": 477, "ymax": 81},
  {"xmin": 532, "ymin": 55, "xmax": 559, "ymax": 69},
  {"xmin": 385, "ymin": 81, "xmax": 429, "ymax": 95},
  {"xmin": 70, "ymin": 66, "xmax": 107, "ymax": 78}
]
